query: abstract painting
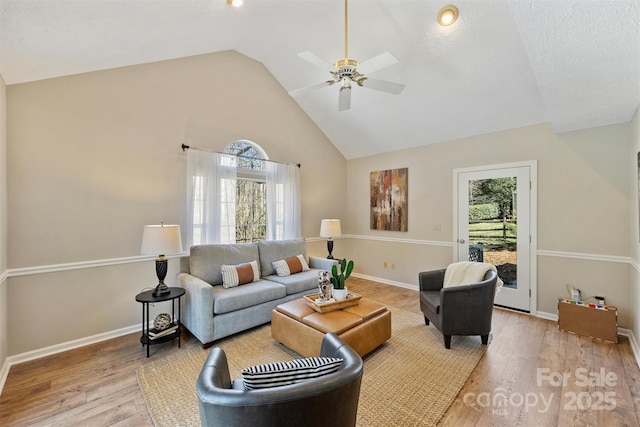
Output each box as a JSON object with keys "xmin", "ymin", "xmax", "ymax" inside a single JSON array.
[{"xmin": 370, "ymin": 168, "xmax": 408, "ymax": 231}]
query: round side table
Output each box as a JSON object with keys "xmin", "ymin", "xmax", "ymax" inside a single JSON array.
[{"xmin": 135, "ymin": 287, "xmax": 185, "ymax": 357}]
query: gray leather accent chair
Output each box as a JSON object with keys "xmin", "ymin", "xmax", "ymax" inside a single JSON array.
[
  {"xmin": 196, "ymin": 333, "xmax": 364, "ymax": 427},
  {"xmin": 419, "ymin": 268, "xmax": 498, "ymax": 349}
]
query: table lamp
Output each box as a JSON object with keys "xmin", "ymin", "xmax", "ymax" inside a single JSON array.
[
  {"xmin": 320, "ymin": 219, "xmax": 341, "ymax": 259},
  {"xmin": 141, "ymin": 223, "xmax": 183, "ymax": 297}
]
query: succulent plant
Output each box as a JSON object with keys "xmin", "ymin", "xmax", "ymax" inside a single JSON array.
[{"xmin": 331, "ymin": 259, "xmax": 354, "ymax": 290}]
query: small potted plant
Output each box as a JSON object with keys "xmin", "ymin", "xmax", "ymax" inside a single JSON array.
[{"xmin": 331, "ymin": 259, "xmax": 354, "ymax": 301}]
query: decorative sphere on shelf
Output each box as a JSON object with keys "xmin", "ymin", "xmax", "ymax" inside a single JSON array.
[{"xmin": 154, "ymin": 313, "xmax": 172, "ymax": 330}]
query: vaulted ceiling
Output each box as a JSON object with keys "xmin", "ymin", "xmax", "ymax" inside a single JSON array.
[{"xmin": 1, "ymin": 0, "xmax": 638, "ymax": 159}]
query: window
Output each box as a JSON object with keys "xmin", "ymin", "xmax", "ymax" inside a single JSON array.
[
  {"xmin": 186, "ymin": 140, "xmax": 300, "ymax": 247},
  {"xmin": 224, "ymin": 141, "xmax": 268, "ymax": 243}
]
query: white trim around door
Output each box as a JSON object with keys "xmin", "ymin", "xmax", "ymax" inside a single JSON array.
[{"xmin": 453, "ymin": 160, "xmax": 537, "ymax": 315}]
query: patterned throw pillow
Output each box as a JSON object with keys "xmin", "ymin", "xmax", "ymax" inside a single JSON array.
[
  {"xmin": 220, "ymin": 260, "xmax": 260, "ymax": 288},
  {"xmin": 241, "ymin": 357, "xmax": 343, "ymax": 390},
  {"xmin": 272, "ymin": 254, "xmax": 310, "ymax": 277}
]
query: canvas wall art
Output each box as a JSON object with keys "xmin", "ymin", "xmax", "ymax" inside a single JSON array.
[{"xmin": 370, "ymin": 168, "xmax": 408, "ymax": 231}]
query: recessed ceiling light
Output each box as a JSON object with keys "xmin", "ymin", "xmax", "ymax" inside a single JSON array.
[
  {"xmin": 438, "ymin": 5, "xmax": 458, "ymax": 26},
  {"xmin": 227, "ymin": 0, "xmax": 243, "ymax": 7}
]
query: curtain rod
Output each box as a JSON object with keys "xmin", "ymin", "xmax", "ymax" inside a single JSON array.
[{"xmin": 181, "ymin": 144, "xmax": 301, "ymax": 168}]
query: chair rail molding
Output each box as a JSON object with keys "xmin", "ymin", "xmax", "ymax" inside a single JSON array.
[
  {"xmin": 3, "ymin": 240, "xmax": 631, "ymax": 278},
  {"xmin": 7, "ymin": 253, "xmax": 187, "ymax": 278}
]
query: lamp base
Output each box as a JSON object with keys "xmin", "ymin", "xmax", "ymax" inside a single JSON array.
[
  {"xmin": 152, "ymin": 257, "xmax": 170, "ymax": 297},
  {"xmin": 152, "ymin": 282, "xmax": 171, "ymax": 297},
  {"xmin": 326, "ymin": 239, "xmax": 335, "ymax": 259}
]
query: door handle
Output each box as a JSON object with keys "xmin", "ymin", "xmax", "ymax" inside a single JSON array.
[{"xmin": 459, "ymin": 239, "xmax": 466, "ymax": 244}]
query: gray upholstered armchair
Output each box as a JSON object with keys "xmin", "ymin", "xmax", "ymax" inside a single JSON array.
[
  {"xmin": 419, "ymin": 268, "xmax": 498, "ymax": 349},
  {"xmin": 196, "ymin": 333, "xmax": 363, "ymax": 427}
]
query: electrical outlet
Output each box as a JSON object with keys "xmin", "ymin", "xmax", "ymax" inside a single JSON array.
[
  {"xmin": 433, "ymin": 224, "xmax": 442, "ymax": 231},
  {"xmin": 384, "ymin": 261, "xmax": 388, "ymax": 268}
]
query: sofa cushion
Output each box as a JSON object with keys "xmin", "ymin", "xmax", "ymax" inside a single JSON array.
[
  {"xmin": 221, "ymin": 260, "xmax": 260, "ymax": 288},
  {"xmin": 420, "ymin": 291, "xmax": 441, "ymax": 315},
  {"xmin": 257, "ymin": 239, "xmax": 307, "ymax": 277},
  {"xmin": 264, "ymin": 269, "xmax": 319, "ymax": 295},
  {"xmin": 272, "ymin": 254, "xmax": 309, "ymax": 277},
  {"xmin": 241, "ymin": 357, "xmax": 343, "ymax": 390},
  {"xmin": 213, "ymin": 280, "xmax": 286, "ymax": 314},
  {"xmin": 190, "ymin": 243, "xmax": 259, "ymax": 286}
]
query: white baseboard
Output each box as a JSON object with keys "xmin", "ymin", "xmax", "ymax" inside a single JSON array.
[
  {"xmin": 536, "ymin": 310, "xmax": 558, "ymax": 321},
  {"xmin": 0, "ymin": 323, "xmax": 140, "ymax": 396},
  {"xmin": 350, "ymin": 272, "xmax": 418, "ymax": 291},
  {"xmin": 0, "ymin": 357, "xmax": 9, "ymax": 397},
  {"xmin": 618, "ymin": 328, "xmax": 640, "ymax": 369}
]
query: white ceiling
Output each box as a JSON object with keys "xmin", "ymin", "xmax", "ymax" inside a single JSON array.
[{"xmin": 1, "ymin": 0, "xmax": 639, "ymax": 159}]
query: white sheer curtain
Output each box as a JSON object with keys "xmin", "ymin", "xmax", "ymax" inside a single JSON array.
[
  {"xmin": 266, "ymin": 162, "xmax": 301, "ymax": 240},
  {"xmin": 186, "ymin": 149, "xmax": 237, "ymax": 247}
]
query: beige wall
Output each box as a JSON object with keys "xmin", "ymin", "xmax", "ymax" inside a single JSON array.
[
  {"xmin": 4, "ymin": 48, "xmax": 638, "ymax": 357},
  {"xmin": 1, "ymin": 74, "xmax": 8, "ymax": 370},
  {"xmin": 629, "ymin": 107, "xmax": 640, "ymax": 344},
  {"xmin": 6, "ymin": 51, "xmax": 346, "ymax": 355},
  {"xmin": 346, "ymin": 122, "xmax": 633, "ymax": 325}
]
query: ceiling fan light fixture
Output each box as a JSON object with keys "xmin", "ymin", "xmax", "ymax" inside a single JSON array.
[
  {"xmin": 289, "ymin": 0, "xmax": 405, "ymax": 111},
  {"xmin": 334, "ymin": 58, "xmax": 359, "ymax": 68},
  {"xmin": 438, "ymin": 5, "xmax": 459, "ymax": 26}
]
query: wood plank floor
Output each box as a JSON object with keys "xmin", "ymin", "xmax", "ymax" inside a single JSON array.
[{"xmin": 1, "ymin": 277, "xmax": 639, "ymax": 426}]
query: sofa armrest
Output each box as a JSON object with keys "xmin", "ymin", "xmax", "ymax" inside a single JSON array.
[
  {"xmin": 309, "ymin": 256, "xmax": 339, "ymax": 271},
  {"xmin": 418, "ymin": 269, "xmax": 446, "ymax": 292},
  {"xmin": 178, "ymin": 272, "xmax": 216, "ymax": 344}
]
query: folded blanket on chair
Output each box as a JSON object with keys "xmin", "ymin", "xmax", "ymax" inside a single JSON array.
[{"xmin": 443, "ymin": 261, "xmax": 503, "ymax": 293}]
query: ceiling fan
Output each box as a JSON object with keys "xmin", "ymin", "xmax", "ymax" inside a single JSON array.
[{"xmin": 288, "ymin": 0, "xmax": 405, "ymax": 111}]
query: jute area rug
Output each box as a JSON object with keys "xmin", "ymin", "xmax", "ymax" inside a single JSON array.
[{"xmin": 136, "ymin": 305, "xmax": 487, "ymax": 427}]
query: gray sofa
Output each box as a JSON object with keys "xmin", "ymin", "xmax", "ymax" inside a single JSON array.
[{"xmin": 179, "ymin": 238, "xmax": 337, "ymax": 347}]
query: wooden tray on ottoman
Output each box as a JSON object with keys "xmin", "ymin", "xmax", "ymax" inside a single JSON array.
[{"xmin": 304, "ymin": 291, "xmax": 362, "ymax": 313}]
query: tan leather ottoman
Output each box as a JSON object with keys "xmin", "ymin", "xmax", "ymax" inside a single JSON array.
[{"xmin": 271, "ymin": 298, "xmax": 391, "ymax": 357}]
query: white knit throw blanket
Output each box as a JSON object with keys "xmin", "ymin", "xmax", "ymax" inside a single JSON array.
[{"xmin": 443, "ymin": 261, "xmax": 503, "ymax": 293}]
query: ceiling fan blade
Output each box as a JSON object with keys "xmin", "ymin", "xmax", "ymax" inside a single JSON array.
[
  {"xmin": 288, "ymin": 81, "xmax": 331, "ymax": 97},
  {"xmin": 358, "ymin": 52, "xmax": 399, "ymax": 75},
  {"xmin": 297, "ymin": 51, "xmax": 334, "ymax": 70},
  {"xmin": 338, "ymin": 86, "xmax": 351, "ymax": 111},
  {"xmin": 362, "ymin": 78, "xmax": 405, "ymax": 95}
]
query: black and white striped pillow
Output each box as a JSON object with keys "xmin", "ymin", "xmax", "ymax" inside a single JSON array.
[{"xmin": 241, "ymin": 357, "xmax": 343, "ymax": 390}]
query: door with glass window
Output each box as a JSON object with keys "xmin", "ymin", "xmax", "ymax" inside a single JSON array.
[{"xmin": 454, "ymin": 163, "xmax": 535, "ymax": 312}]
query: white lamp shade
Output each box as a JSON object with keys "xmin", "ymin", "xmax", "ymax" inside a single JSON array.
[
  {"xmin": 320, "ymin": 219, "xmax": 342, "ymax": 238},
  {"xmin": 141, "ymin": 224, "xmax": 183, "ymax": 255}
]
